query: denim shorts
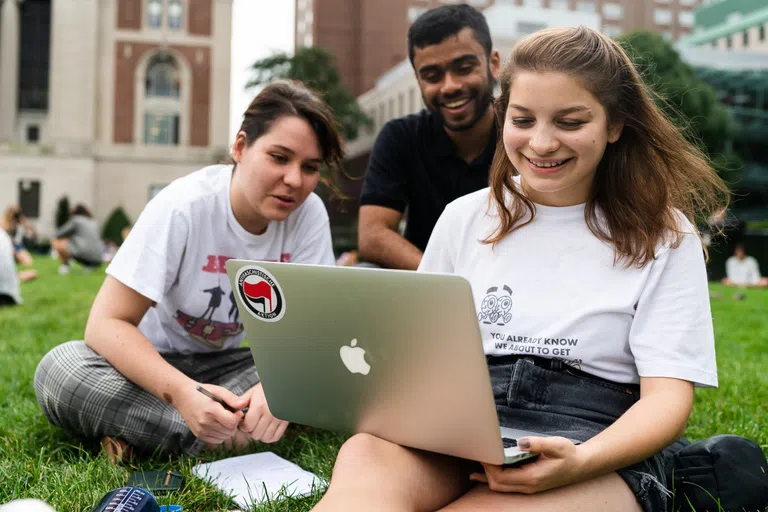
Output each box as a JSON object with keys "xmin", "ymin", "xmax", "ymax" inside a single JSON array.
[{"xmin": 488, "ymin": 355, "xmax": 669, "ymax": 512}]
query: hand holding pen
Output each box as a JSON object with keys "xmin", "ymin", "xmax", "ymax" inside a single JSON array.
[{"xmin": 196, "ymin": 385, "xmax": 249, "ymax": 414}]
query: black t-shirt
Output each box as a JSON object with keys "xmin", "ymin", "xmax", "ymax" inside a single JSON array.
[{"xmin": 359, "ymin": 110, "xmax": 496, "ymax": 252}]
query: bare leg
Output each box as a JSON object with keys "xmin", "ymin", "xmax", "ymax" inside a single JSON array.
[
  {"xmin": 15, "ymin": 249, "xmax": 33, "ymax": 266},
  {"xmin": 18, "ymin": 269, "xmax": 38, "ymax": 282},
  {"xmin": 51, "ymin": 239, "xmax": 70, "ymax": 265},
  {"xmin": 311, "ymin": 433, "xmax": 473, "ymax": 512},
  {"xmin": 757, "ymin": 277, "xmax": 768, "ymax": 288},
  {"xmin": 439, "ymin": 472, "xmax": 642, "ymax": 512}
]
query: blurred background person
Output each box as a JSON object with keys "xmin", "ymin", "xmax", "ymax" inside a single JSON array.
[
  {"xmin": 3, "ymin": 205, "xmax": 35, "ymax": 266},
  {"xmin": 0, "ymin": 219, "xmax": 38, "ymax": 306},
  {"xmin": 722, "ymin": 244, "xmax": 768, "ymax": 288},
  {"xmin": 51, "ymin": 204, "xmax": 104, "ymax": 275}
]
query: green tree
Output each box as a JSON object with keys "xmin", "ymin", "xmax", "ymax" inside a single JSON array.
[
  {"xmin": 101, "ymin": 207, "xmax": 131, "ymax": 246},
  {"xmin": 619, "ymin": 31, "xmax": 743, "ymax": 183},
  {"xmin": 246, "ymin": 46, "xmax": 371, "ymax": 141},
  {"xmin": 55, "ymin": 196, "xmax": 70, "ymax": 229}
]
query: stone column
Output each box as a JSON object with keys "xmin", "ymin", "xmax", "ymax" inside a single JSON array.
[{"xmin": 0, "ymin": 0, "xmax": 22, "ymax": 141}]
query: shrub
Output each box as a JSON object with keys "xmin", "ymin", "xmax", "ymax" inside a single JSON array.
[
  {"xmin": 102, "ymin": 207, "xmax": 132, "ymax": 246},
  {"xmin": 55, "ymin": 196, "xmax": 70, "ymax": 229}
]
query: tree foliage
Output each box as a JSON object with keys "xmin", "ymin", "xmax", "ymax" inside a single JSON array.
[
  {"xmin": 101, "ymin": 207, "xmax": 131, "ymax": 246},
  {"xmin": 55, "ymin": 196, "xmax": 70, "ymax": 229},
  {"xmin": 246, "ymin": 46, "xmax": 371, "ymax": 141},
  {"xmin": 619, "ymin": 31, "xmax": 743, "ymax": 182}
]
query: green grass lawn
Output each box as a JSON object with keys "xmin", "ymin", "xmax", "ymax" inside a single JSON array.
[{"xmin": 0, "ymin": 258, "xmax": 766, "ymax": 511}]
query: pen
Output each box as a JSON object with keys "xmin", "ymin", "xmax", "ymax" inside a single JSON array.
[{"xmin": 195, "ymin": 385, "xmax": 249, "ymax": 414}]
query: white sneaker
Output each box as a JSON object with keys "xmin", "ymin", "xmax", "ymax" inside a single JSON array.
[{"xmin": 58, "ymin": 264, "xmax": 70, "ymax": 275}]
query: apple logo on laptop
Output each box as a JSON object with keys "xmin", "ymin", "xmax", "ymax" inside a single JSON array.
[{"xmin": 340, "ymin": 339, "xmax": 371, "ymax": 375}]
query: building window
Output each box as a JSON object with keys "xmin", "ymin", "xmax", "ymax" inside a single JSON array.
[
  {"xmin": 678, "ymin": 10, "xmax": 694, "ymax": 27},
  {"xmin": 603, "ymin": 25, "xmax": 623, "ymax": 37},
  {"xmin": 743, "ymin": 30, "xmax": 749, "ymax": 46},
  {"xmin": 679, "ymin": 0, "xmax": 695, "ymax": 4},
  {"xmin": 576, "ymin": 1, "xmax": 595, "ymax": 13},
  {"xmin": 19, "ymin": 0, "xmax": 51, "ymax": 111},
  {"xmin": 523, "ymin": 0, "xmax": 543, "ymax": 7},
  {"xmin": 146, "ymin": 55, "xmax": 180, "ymax": 97},
  {"xmin": 654, "ymin": 8, "xmax": 672, "ymax": 26},
  {"xmin": 144, "ymin": 113, "xmax": 179, "ymax": 145},
  {"xmin": 602, "ymin": 3, "xmax": 622, "ymax": 19},
  {"xmin": 760, "ymin": 25, "xmax": 766, "ymax": 41},
  {"xmin": 726, "ymin": 35, "xmax": 732, "ymax": 48},
  {"xmin": 147, "ymin": 0, "xmax": 163, "ymax": 28},
  {"xmin": 168, "ymin": 0, "xmax": 183, "ymax": 30},
  {"xmin": 26, "ymin": 125, "xmax": 40, "ymax": 143},
  {"xmin": 549, "ymin": 0, "xmax": 570, "ymax": 9},
  {"xmin": 144, "ymin": 53, "xmax": 181, "ymax": 145},
  {"xmin": 18, "ymin": 180, "xmax": 41, "ymax": 219}
]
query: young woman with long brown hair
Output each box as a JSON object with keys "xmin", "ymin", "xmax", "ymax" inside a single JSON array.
[{"xmin": 311, "ymin": 26, "xmax": 727, "ymax": 512}]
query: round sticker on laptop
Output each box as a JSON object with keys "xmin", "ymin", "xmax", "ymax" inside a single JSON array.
[{"xmin": 235, "ymin": 265, "xmax": 286, "ymax": 322}]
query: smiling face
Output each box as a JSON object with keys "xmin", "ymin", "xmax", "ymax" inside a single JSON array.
[
  {"xmin": 502, "ymin": 71, "xmax": 623, "ymax": 207},
  {"xmin": 413, "ymin": 27, "xmax": 499, "ymax": 133},
  {"xmin": 230, "ymin": 115, "xmax": 323, "ymax": 235}
]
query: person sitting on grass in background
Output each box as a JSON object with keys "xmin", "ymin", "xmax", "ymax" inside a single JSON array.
[
  {"xmin": 3, "ymin": 205, "xmax": 35, "ymax": 267},
  {"xmin": 311, "ymin": 26, "xmax": 727, "ymax": 512},
  {"xmin": 34, "ymin": 80, "xmax": 343, "ymax": 462},
  {"xmin": 51, "ymin": 204, "xmax": 104, "ymax": 275},
  {"xmin": 0, "ymin": 223, "xmax": 38, "ymax": 306},
  {"xmin": 358, "ymin": 4, "xmax": 500, "ymax": 269},
  {"xmin": 722, "ymin": 243, "xmax": 768, "ymax": 288}
]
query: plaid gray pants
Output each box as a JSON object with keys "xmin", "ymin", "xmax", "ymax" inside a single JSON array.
[{"xmin": 33, "ymin": 341, "xmax": 259, "ymax": 455}]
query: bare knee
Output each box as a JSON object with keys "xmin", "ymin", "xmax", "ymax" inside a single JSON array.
[{"xmin": 332, "ymin": 433, "xmax": 407, "ymax": 478}]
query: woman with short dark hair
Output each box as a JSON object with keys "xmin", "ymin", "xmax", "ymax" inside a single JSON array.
[{"xmin": 34, "ymin": 80, "xmax": 345, "ymax": 461}]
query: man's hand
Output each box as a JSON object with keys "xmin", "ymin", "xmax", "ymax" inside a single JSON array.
[
  {"xmin": 238, "ymin": 383, "xmax": 290, "ymax": 443},
  {"xmin": 176, "ymin": 384, "xmax": 247, "ymax": 445}
]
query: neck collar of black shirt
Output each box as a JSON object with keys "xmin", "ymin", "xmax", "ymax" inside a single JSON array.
[{"xmin": 429, "ymin": 108, "xmax": 497, "ymax": 164}]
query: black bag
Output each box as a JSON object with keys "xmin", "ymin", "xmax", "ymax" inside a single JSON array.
[{"xmin": 665, "ymin": 435, "xmax": 768, "ymax": 512}]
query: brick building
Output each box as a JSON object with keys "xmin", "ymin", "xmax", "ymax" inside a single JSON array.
[
  {"xmin": 295, "ymin": 0, "xmax": 703, "ymax": 97},
  {"xmin": 0, "ymin": 0, "xmax": 232, "ymax": 236}
]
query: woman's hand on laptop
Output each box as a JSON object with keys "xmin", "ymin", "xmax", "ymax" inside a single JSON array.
[
  {"xmin": 237, "ymin": 383, "xmax": 290, "ymax": 444},
  {"xmin": 469, "ymin": 436, "xmax": 589, "ymax": 494},
  {"xmin": 177, "ymin": 384, "xmax": 247, "ymax": 445}
]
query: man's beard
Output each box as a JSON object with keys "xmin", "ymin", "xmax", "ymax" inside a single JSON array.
[{"xmin": 425, "ymin": 70, "xmax": 495, "ymax": 132}]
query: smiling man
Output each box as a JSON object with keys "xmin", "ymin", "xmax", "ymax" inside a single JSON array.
[{"xmin": 358, "ymin": 5, "xmax": 500, "ymax": 270}]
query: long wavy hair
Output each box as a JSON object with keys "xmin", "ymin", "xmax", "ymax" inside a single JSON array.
[{"xmin": 485, "ymin": 26, "xmax": 729, "ymax": 267}]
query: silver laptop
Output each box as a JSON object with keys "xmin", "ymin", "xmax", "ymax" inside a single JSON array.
[{"xmin": 225, "ymin": 260, "xmax": 551, "ymax": 465}]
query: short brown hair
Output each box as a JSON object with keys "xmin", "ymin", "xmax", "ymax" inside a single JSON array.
[{"xmin": 235, "ymin": 79, "xmax": 345, "ymax": 191}]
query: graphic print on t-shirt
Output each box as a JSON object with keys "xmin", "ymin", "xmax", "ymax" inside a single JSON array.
[
  {"xmin": 479, "ymin": 283, "xmax": 582, "ymax": 367},
  {"xmin": 174, "ymin": 254, "xmax": 244, "ymax": 349},
  {"xmin": 477, "ymin": 285, "xmax": 513, "ymax": 326}
]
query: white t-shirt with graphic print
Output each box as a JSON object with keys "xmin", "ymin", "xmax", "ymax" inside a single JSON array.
[
  {"xmin": 419, "ymin": 187, "xmax": 717, "ymax": 388},
  {"xmin": 107, "ymin": 164, "xmax": 335, "ymax": 354}
]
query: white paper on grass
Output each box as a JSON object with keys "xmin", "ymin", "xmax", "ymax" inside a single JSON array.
[{"xmin": 191, "ymin": 451, "xmax": 324, "ymax": 509}]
